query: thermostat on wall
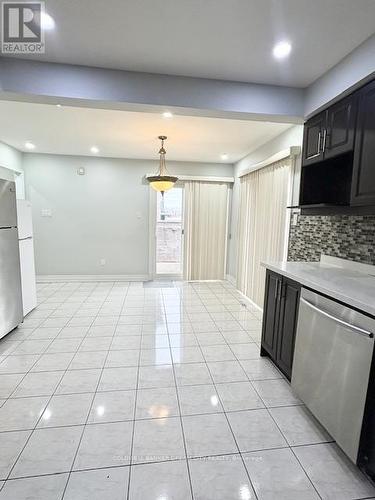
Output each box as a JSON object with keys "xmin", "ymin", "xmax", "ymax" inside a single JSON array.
[{"xmin": 77, "ymin": 167, "xmax": 85, "ymax": 175}]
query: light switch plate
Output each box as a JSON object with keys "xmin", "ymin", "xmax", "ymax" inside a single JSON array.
[{"xmin": 41, "ymin": 209, "xmax": 52, "ymax": 217}]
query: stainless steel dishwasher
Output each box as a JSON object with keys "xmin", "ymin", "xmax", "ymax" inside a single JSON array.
[{"xmin": 292, "ymin": 288, "xmax": 375, "ymax": 463}]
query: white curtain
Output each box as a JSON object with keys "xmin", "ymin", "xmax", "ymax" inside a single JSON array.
[
  {"xmin": 184, "ymin": 181, "xmax": 229, "ymax": 280},
  {"xmin": 237, "ymin": 158, "xmax": 291, "ymax": 307}
]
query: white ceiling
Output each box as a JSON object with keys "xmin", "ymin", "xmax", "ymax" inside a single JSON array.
[
  {"xmin": 7, "ymin": 0, "xmax": 375, "ymax": 87},
  {"xmin": 0, "ymin": 101, "xmax": 292, "ymax": 163}
]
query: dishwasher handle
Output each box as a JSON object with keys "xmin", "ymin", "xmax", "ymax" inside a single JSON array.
[{"xmin": 300, "ymin": 298, "xmax": 374, "ymax": 339}]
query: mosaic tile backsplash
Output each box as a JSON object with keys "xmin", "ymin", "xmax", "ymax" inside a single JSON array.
[{"xmin": 288, "ymin": 214, "xmax": 375, "ymax": 264}]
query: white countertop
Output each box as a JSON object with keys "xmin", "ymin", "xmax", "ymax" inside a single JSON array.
[{"xmin": 262, "ymin": 259, "xmax": 375, "ymax": 317}]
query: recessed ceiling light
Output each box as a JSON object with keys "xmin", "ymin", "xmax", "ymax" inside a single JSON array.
[
  {"xmin": 273, "ymin": 41, "xmax": 292, "ymax": 59},
  {"xmin": 56, "ymin": 104, "xmax": 62, "ymax": 108},
  {"xmin": 162, "ymin": 111, "xmax": 173, "ymax": 118},
  {"xmin": 25, "ymin": 141, "xmax": 35, "ymax": 150},
  {"xmin": 221, "ymin": 153, "xmax": 228, "ymax": 160},
  {"xmin": 90, "ymin": 146, "xmax": 99, "ymax": 154},
  {"xmin": 41, "ymin": 11, "xmax": 55, "ymax": 30}
]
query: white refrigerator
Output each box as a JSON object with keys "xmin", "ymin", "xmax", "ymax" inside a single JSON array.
[{"xmin": 17, "ymin": 200, "xmax": 37, "ymax": 316}]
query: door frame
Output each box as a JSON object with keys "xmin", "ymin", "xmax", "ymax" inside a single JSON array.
[{"xmin": 148, "ymin": 186, "xmax": 184, "ymax": 281}]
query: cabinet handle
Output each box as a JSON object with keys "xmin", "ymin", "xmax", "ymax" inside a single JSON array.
[
  {"xmin": 322, "ymin": 129, "xmax": 327, "ymax": 152},
  {"xmin": 275, "ymin": 280, "xmax": 281, "ymax": 300},
  {"xmin": 308, "ymin": 132, "xmax": 321, "ymax": 159}
]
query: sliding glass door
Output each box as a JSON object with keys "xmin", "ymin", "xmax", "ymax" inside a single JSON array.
[{"xmin": 154, "ymin": 187, "xmax": 184, "ymax": 278}]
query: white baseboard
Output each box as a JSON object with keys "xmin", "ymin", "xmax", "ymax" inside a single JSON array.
[
  {"xmin": 225, "ymin": 274, "xmax": 236, "ymax": 286},
  {"xmin": 236, "ymin": 290, "xmax": 263, "ymax": 313},
  {"xmin": 36, "ymin": 274, "xmax": 150, "ymax": 283},
  {"xmin": 225, "ymin": 275, "xmax": 263, "ymax": 313}
]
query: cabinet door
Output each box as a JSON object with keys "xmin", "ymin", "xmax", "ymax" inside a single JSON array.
[
  {"xmin": 261, "ymin": 271, "xmax": 282, "ymax": 359},
  {"xmin": 276, "ymin": 278, "xmax": 300, "ymax": 380},
  {"xmin": 324, "ymin": 94, "xmax": 358, "ymax": 160},
  {"xmin": 302, "ymin": 112, "xmax": 326, "ymax": 166},
  {"xmin": 351, "ymin": 80, "xmax": 375, "ymax": 206}
]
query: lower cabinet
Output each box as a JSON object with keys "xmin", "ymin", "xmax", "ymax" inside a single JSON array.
[{"xmin": 261, "ymin": 270, "xmax": 301, "ymax": 380}]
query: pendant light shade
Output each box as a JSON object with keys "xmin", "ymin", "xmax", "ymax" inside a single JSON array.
[{"xmin": 147, "ymin": 136, "xmax": 178, "ymax": 195}]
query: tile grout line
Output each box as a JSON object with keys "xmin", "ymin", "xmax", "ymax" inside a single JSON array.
[
  {"xmin": 3, "ymin": 280, "xmax": 367, "ymax": 499},
  {"xmin": 201, "ymin": 298, "xmax": 261, "ymax": 500},
  {"xmin": 176, "ymin": 283, "xmax": 262, "ymax": 499},
  {"xmin": 4, "ymin": 286, "xmax": 100, "ymax": 489},
  {"xmin": 125, "ymin": 288, "xmax": 144, "ymax": 500},
  {"xmin": 163, "ymin": 284, "xmax": 195, "ymax": 500},
  {"xmin": 0, "ymin": 282, "xmax": 86, "ymax": 492},
  {"xmin": 264, "ymin": 401, "xmax": 324, "ymax": 500},
  {"xmin": 60, "ymin": 280, "xmax": 128, "ymax": 500},
  {"xmin": 1, "ymin": 281, "xmax": 118, "ymax": 491}
]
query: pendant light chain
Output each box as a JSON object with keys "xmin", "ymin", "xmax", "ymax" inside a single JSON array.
[{"xmin": 146, "ymin": 135, "xmax": 178, "ymax": 195}]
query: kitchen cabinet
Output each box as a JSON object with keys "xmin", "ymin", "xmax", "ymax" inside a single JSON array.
[
  {"xmin": 276, "ymin": 278, "xmax": 301, "ymax": 379},
  {"xmin": 324, "ymin": 94, "xmax": 358, "ymax": 159},
  {"xmin": 298, "ymin": 79, "xmax": 375, "ymax": 213},
  {"xmin": 302, "ymin": 112, "xmax": 325, "ymax": 166},
  {"xmin": 302, "ymin": 94, "xmax": 357, "ymax": 167},
  {"xmin": 261, "ymin": 270, "xmax": 301, "ymax": 380},
  {"xmin": 261, "ymin": 271, "xmax": 282, "ymax": 360},
  {"xmin": 351, "ymin": 80, "xmax": 375, "ymax": 206}
]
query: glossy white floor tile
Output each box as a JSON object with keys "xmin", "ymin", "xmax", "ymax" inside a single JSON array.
[
  {"xmin": 132, "ymin": 416, "xmax": 185, "ymax": 464},
  {"xmin": 178, "ymin": 384, "xmax": 223, "ymax": 416},
  {"xmin": 294, "ymin": 443, "xmax": 375, "ymax": 499},
  {"xmin": 189, "ymin": 454, "xmax": 256, "ymax": 500},
  {"xmin": 243, "ymin": 447, "xmax": 320, "ymax": 500},
  {"xmin": 89, "ymin": 390, "xmax": 136, "ymax": 423},
  {"xmin": 73, "ymin": 421, "xmax": 133, "ymax": 470},
  {"xmin": 128, "ymin": 459, "xmax": 192, "ymax": 499},
  {"xmin": 0, "ymin": 430, "xmax": 31, "ymax": 479},
  {"xmin": 269, "ymin": 405, "xmax": 332, "ymax": 446},
  {"xmin": 64, "ymin": 466, "xmax": 130, "ymax": 500},
  {"xmin": 0, "ymin": 279, "xmax": 373, "ymax": 499},
  {"xmin": 37, "ymin": 393, "xmax": 94, "ymax": 428},
  {"xmin": 0, "ymin": 396, "xmax": 48, "ymax": 431},
  {"xmin": 0, "ymin": 474, "xmax": 69, "ymax": 500},
  {"xmin": 0, "ymin": 374, "xmax": 24, "ymax": 398},
  {"xmin": 135, "ymin": 386, "xmax": 179, "ymax": 419},
  {"xmin": 11, "ymin": 426, "xmax": 83, "ymax": 478},
  {"xmin": 228, "ymin": 409, "xmax": 287, "ymax": 452},
  {"xmin": 216, "ymin": 381, "xmax": 265, "ymax": 412},
  {"xmin": 183, "ymin": 413, "xmax": 237, "ymax": 458}
]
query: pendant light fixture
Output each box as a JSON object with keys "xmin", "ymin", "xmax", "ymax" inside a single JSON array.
[{"xmin": 146, "ymin": 136, "xmax": 178, "ymax": 195}]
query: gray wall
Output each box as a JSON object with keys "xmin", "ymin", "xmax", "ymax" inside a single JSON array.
[
  {"xmin": 227, "ymin": 125, "xmax": 303, "ymax": 280},
  {"xmin": 23, "ymin": 153, "xmax": 233, "ymax": 277},
  {"xmin": 305, "ymin": 34, "xmax": 375, "ymax": 116}
]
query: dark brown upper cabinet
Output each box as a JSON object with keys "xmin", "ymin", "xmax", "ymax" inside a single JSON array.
[
  {"xmin": 299, "ymin": 78, "xmax": 375, "ymax": 213},
  {"xmin": 324, "ymin": 94, "xmax": 358, "ymax": 160},
  {"xmin": 302, "ymin": 94, "xmax": 358, "ymax": 167},
  {"xmin": 302, "ymin": 112, "xmax": 325, "ymax": 166},
  {"xmin": 351, "ymin": 80, "xmax": 375, "ymax": 206}
]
